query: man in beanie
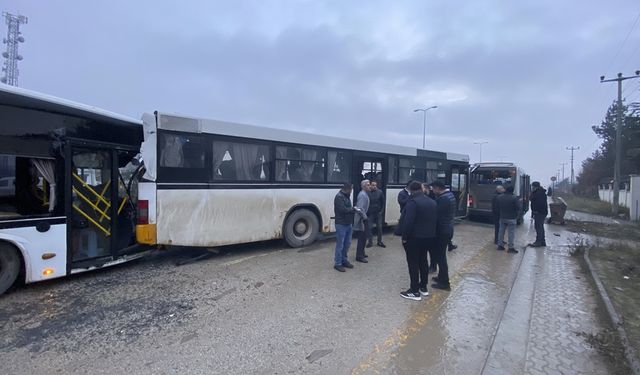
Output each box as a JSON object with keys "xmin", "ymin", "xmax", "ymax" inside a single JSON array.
[{"xmin": 529, "ymin": 181, "xmax": 548, "ymax": 247}]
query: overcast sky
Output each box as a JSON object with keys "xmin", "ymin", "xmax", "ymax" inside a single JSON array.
[{"xmin": 4, "ymin": 1, "xmax": 640, "ymax": 183}]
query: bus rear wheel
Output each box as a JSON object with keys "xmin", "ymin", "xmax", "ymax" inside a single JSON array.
[
  {"xmin": 0, "ymin": 243, "xmax": 21, "ymax": 295},
  {"xmin": 284, "ymin": 209, "xmax": 319, "ymax": 248}
]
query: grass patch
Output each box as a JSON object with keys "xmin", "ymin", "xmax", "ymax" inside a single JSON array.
[
  {"xmin": 564, "ymin": 220, "xmax": 640, "ymax": 242},
  {"xmin": 589, "ymin": 241, "xmax": 640, "ymax": 363},
  {"xmin": 559, "ymin": 194, "xmax": 629, "ymax": 218}
]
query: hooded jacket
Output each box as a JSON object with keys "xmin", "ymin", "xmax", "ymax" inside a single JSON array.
[{"xmin": 530, "ymin": 187, "xmax": 549, "ymax": 215}]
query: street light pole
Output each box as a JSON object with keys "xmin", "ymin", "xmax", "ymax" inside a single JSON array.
[
  {"xmin": 473, "ymin": 141, "xmax": 488, "ymax": 162},
  {"xmin": 413, "ymin": 106, "xmax": 438, "ymax": 149}
]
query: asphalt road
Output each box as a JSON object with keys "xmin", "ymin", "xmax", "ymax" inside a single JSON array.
[{"xmin": 0, "ymin": 218, "xmax": 615, "ymax": 374}]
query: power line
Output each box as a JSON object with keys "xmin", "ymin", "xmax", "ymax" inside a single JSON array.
[{"xmin": 607, "ymin": 9, "xmax": 640, "ymax": 74}]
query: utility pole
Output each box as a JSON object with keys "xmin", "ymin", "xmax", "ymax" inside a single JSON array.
[
  {"xmin": 1, "ymin": 12, "xmax": 27, "ymax": 86},
  {"xmin": 600, "ymin": 71, "xmax": 640, "ymax": 215},
  {"xmin": 559, "ymin": 162, "xmax": 567, "ymax": 192},
  {"xmin": 566, "ymin": 146, "xmax": 580, "ymax": 186}
]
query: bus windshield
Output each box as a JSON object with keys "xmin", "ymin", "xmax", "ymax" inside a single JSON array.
[{"xmin": 471, "ymin": 168, "xmax": 515, "ymax": 186}]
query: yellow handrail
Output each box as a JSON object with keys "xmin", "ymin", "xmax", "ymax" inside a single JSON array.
[
  {"xmin": 73, "ymin": 187, "xmax": 110, "ymax": 222},
  {"xmin": 73, "ymin": 204, "xmax": 111, "ymax": 236},
  {"xmin": 72, "ymin": 173, "xmax": 110, "ymax": 206}
]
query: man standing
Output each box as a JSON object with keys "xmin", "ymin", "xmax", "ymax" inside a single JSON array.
[
  {"xmin": 354, "ymin": 180, "xmax": 371, "ymax": 263},
  {"xmin": 367, "ymin": 180, "xmax": 386, "ymax": 248},
  {"xmin": 400, "ymin": 181, "xmax": 437, "ymax": 301},
  {"xmin": 491, "ymin": 185, "xmax": 505, "ymax": 244},
  {"xmin": 333, "ymin": 183, "xmax": 359, "ymax": 272},
  {"xmin": 497, "ymin": 185, "xmax": 522, "ymax": 253},
  {"xmin": 529, "ymin": 181, "xmax": 548, "ymax": 247},
  {"xmin": 430, "ymin": 180, "xmax": 455, "ymax": 291},
  {"xmin": 394, "ymin": 180, "xmax": 413, "ymax": 236}
]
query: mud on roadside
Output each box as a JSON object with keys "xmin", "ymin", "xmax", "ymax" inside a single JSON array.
[{"xmin": 576, "ymin": 240, "xmax": 640, "ymax": 375}]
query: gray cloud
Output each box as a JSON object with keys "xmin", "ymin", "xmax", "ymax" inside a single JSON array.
[{"xmin": 4, "ymin": 0, "xmax": 639, "ymax": 182}]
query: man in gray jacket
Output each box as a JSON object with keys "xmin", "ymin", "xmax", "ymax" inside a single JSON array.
[
  {"xmin": 354, "ymin": 179, "xmax": 371, "ymax": 263},
  {"xmin": 497, "ymin": 185, "xmax": 522, "ymax": 253}
]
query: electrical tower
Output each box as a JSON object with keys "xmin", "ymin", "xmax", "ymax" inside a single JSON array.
[
  {"xmin": 1, "ymin": 12, "xmax": 27, "ymax": 86},
  {"xmin": 566, "ymin": 146, "xmax": 579, "ymax": 186}
]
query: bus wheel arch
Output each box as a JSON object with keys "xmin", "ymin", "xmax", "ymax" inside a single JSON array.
[
  {"xmin": 0, "ymin": 241, "xmax": 24, "ymax": 295},
  {"xmin": 283, "ymin": 205, "xmax": 321, "ymax": 248}
]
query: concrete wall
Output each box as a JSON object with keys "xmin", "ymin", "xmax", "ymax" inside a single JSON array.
[{"xmin": 598, "ymin": 175, "xmax": 640, "ymax": 221}]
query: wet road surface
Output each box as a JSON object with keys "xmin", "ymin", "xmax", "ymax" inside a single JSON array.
[{"xmin": 0, "ymin": 217, "xmax": 618, "ymax": 374}]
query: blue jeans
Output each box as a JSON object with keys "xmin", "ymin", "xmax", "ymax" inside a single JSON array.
[
  {"xmin": 498, "ymin": 219, "xmax": 517, "ymax": 249},
  {"xmin": 334, "ymin": 224, "xmax": 353, "ymax": 266}
]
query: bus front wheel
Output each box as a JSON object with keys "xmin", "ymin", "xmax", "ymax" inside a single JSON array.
[
  {"xmin": 284, "ymin": 209, "xmax": 319, "ymax": 248},
  {"xmin": 0, "ymin": 243, "xmax": 21, "ymax": 295}
]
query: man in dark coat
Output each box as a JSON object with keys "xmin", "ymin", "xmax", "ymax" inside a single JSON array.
[
  {"xmin": 430, "ymin": 180, "xmax": 456, "ymax": 291},
  {"xmin": 367, "ymin": 180, "xmax": 386, "ymax": 248},
  {"xmin": 491, "ymin": 185, "xmax": 505, "ymax": 244},
  {"xmin": 497, "ymin": 185, "xmax": 522, "ymax": 253},
  {"xmin": 529, "ymin": 181, "xmax": 548, "ymax": 247},
  {"xmin": 394, "ymin": 180, "xmax": 413, "ymax": 236},
  {"xmin": 399, "ymin": 181, "xmax": 437, "ymax": 301},
  {"xmin": 333, "ymin": 183, "xmax": 360, "ymax": 272}
]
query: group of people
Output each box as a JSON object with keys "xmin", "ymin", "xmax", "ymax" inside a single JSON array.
[
  {"xmin": 491, "ymin": 181, "xmax": 549, "ymax": 251},
  {"xmin": 333, "ymin": 179, "xmax": 457, "ymax": 302}
]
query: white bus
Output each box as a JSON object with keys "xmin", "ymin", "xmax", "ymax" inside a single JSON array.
[
  {"xmin": 468, "ymin": 162, "xmax": 531, "ymax": 223},
  {"xmin": 135, "ymin": 112, "xmax": 470, "ymax": 249},
  {"xmin": 0, "ymin": 85, "xmax": 147, "ymax": 294}
]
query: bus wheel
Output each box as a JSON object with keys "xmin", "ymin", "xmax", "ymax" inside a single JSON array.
[
  {"xmin": 284, "ymin": 209, "xmax": 319, "ymax": 248},
  {"xmin": 0, "ymin": 243, "xmax": 21, "ymax": 295}
]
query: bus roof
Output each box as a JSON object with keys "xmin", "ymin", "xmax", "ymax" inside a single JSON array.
[
  {"xmin": 154, "ymin": 112, "xmax": 470, "ymax": 162},
  {"xmin": 0, "ymin": 84, "xmax": 142, "ymax": 127},
  {"xmin": 473, "ymin": 162, "xmax": 517, "ymax": 168}
]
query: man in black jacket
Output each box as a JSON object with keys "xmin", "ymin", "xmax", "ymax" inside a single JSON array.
[
  {"xmin": 333, "ymin": 183, "xmax": 360, "ymax": 272},
  {"xmin": 529, "ymin": 181, "xmax": 548, "ymax": 247},
  {"xmin": 430, "ymin": 180, "xmax": 456, "ymax": 291},
  {"xmin": 367, "ymin": 180, "xmax": 386, "ymax": 248},
  {"xmin": 497, "ymin": 185, "xmax": 522, "ymax": 253},
  {"xmin": 491, "ymin": 185, "xmax": 505, "ymax": 244},
  {"xmin": 399, "ymin": 181, "xmax": 437, "ymax": 301}
]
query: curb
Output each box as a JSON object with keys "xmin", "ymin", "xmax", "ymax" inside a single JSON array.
[{"xmin": 584, "ymin": 247, "xmax": 640, "ymax": 375}]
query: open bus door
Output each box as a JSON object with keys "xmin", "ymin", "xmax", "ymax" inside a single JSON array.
[
  {"xmin": 449, "ymin": 164, "xmax": 469, "ymax": 218},
  {"xmin": 352, "ymin": 154, "xmax": 386, "ymax": 222},
  {"xmin": 66, "ymin": 143, "xmax": 143, "ymax": 269}
]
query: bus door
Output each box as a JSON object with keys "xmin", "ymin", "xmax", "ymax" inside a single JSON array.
[
  {"xmin": 450, "ymin": 164, "xmax": 469, "ymax": 218},
  {"xmin": 353, "ymin": 155, "xmax": 386, "ymax": 218},
  {"xmin": 67, "ymin": 145, "xmax": 140, "ymax": 266}
]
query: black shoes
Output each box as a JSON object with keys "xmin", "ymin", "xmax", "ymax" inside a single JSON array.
[
  {"xmin": 377, "ymin": 242, "xmax": 386, "ymax": 248},
  {"xmin": 448, "ymin": 244, "xmax": 458, "ymax": 251},
  {"xmin": 356, "ymin": 257, "xmax": 368, "ymax": 263},
  {"xmin": 431, "ymin": 283, "xmax": 451, "ymax": 291},
  {"xmin": 419, "ymin": 287, "xmax": 429, "ymax": 296},
  {"xmin": 334, "ymin": 265, "xmax": 346, "ymax": 272},
  {"xmin": 508, "ymin": 248, "xmax": 519, "ymax": 254},
  {"xmin": 342, "ymin": 261, "xmax": 354, "ymax": 269},
  {"xmin": 400, "ymin": 290, "xmax": 422, "ymax": 301},
  {"xmin": 530, "ymin": 242, "xmax": 546, "ymax": 247},
  {"xmin": 497, "ymin": 245, "xmax": 506, "ymax": 250}
]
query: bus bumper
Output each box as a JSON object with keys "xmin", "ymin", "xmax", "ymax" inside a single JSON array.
[{"xmin": 136, "ymin": 224, "xmax": 157, "ymax": 245}]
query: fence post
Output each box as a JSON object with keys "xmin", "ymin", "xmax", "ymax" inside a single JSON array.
[{"xmin": 631, "ymin": 175, "xmax": 640, "ymax": 221}]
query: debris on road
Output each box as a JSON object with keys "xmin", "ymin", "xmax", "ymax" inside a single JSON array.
[{"xmin": 306, "ymin": 349, "xmax": 333, "ymax": 363}]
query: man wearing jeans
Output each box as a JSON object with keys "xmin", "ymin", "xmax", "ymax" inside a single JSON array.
[
  {"xmin": 333, "ymin": 183, "xmax": 359, "ymax": 272},
  {"xmin": 496, "ymin": 185, "xmax": 522, "ymax": 253}
]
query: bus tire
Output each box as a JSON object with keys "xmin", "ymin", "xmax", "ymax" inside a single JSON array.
[
  {"xmin": 283, "ymin": 208, "xmax": 319, "ymax": 248},
  {"xmin": 0, "ymin": 243, "xmax": 21, "ymax": 295}
]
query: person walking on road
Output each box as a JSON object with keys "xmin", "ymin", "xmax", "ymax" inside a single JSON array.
[
  {"xmin": 399, "ymin": 181, "xmax": 437, "ymax": 301},
  {"xmin": 496, "ymin": 185, "xmax": 522, "ymax": 253},
  {"xmin": 367, "ymin": 180, "xmax": 386, "ymax": 248},
  {"xmin": 333, "ymin": 183, "xmax": 360, "ymax": 272},
  {"xmin": 529, "ymin": 181, "xmax": 548, "ymax": 247},
  {"xmin": 354, "ymin": 180, "xmax": 371, "ymax": 263},
  {"xmin": 430, "ymin": 180, "xmax": 455, "ymax": 291},
  {"xmin": 492, "ymin": 185, "xmax": 505, "ymax": 244}
]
